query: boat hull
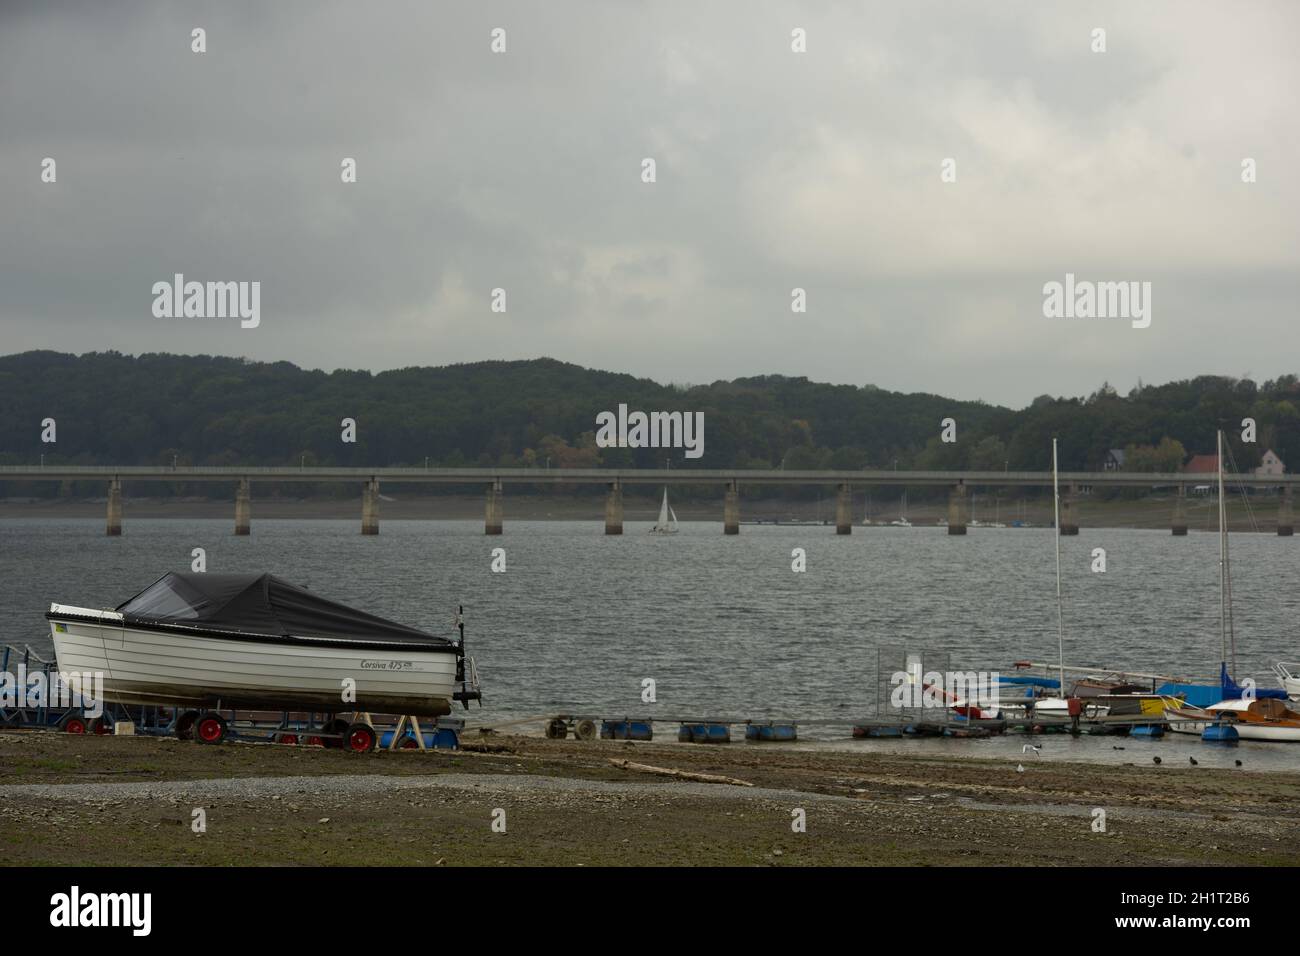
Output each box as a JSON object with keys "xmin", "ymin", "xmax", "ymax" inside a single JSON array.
[{"xmin": 49, "ymin": 607, "xmax": 458, "ymax": 717}]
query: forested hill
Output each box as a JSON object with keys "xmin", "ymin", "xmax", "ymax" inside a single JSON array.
[{"xmin": 0, "ymin": 351, "xmax": 1296, "ymax": 473}]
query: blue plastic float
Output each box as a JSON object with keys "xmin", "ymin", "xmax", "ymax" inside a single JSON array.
[{"xmin": 601, "ymin": 719, "xmax": 653, "ymax": 741}]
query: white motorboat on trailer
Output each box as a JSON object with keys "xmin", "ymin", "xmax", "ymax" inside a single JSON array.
[{"xmin": 47, "ymin": 572, "xmax": 481, "ymax": 719}]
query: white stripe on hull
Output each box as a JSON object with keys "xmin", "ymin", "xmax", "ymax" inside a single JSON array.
[
  {"xmin": 50, "ymin": 614, "xmax": 458, "ymax": 717},
  {"xmin": 1166, "ymin": 720, "xmax": 1211, "ymax": 736}
]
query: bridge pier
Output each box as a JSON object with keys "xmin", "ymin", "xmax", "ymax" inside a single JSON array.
[
  {"xmin": 1059, "ymin": 484, "xmax": 1079, "ymax": 535},
  {"xmin": 835, "ymin": 483, "xmax": 852, "ymax": 535},
  {"xmin": 106, "ymin": 478, "xmax": 122, "ymax": 536},
  {"xmin": 723, "ymin": 481, "xmax": 739, "ymax": 535},
  {"xmin": 947, "ymin": 484, "xmax": 968, "ymax": 535},
  {"xmin": 1279, "ymin": 486, "xmax": 1294, "ymax": 537},
  {"xmin": 485, "ymin": 481, "xmax": 503, "ymax": 535},
  {"xmin": 604, "ymin": 481, "xmax": 623, "ymax": 535},
  {"xmin": 361, "ymin": 478, "xmax": 379, "ymax": 534},
  {"xmin": 235, "ymin": 479, "xmax": 251, "ymax": 535},
  {"xmin": 1171, "ymin": 484, "xmax": 1188, "ymax": 535}
]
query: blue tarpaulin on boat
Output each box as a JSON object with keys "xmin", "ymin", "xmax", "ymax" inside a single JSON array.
[
  {"xmin": 1157, "ymin": 665, "xmax": 1289, "ymax": 707},
  {"xmin": 1221, "ymin": 663, "xmax": 1289, "ymax": 701},
  {"xmin": 1155, "ymin": 682, "xmax": 1223, "ymax": 707},
  {"xmin": 998, "ymin": 675, "xmax": 1060, "ymax": 688}
]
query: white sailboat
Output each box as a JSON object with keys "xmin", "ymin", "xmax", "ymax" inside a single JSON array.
[
  {"xmin": 1032, "ymin": 439, "xmax": 1089, "ymax": 721},
  {"xmin": 990, "ymin": 497, "xmax": 1007, "ymax": 528},
  {"xmin": 1164, "ymin": 431, "xmax": 1300, "ymax": 740},
  {"xmin": 650, "ymin": 487, "xmax": 679, "ymax": 534},
  {"xmin": 889, "ymin": 491, "xmax": 912, "ymax": 527}
]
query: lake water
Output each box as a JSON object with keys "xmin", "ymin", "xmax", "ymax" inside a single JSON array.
[{"xmin": 3, "ymin": 517, "xmax": 1298, "ymax": 768}]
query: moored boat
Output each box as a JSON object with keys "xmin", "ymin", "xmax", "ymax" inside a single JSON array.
[
  {"xmin": 1167, "ymin": 698, "xmax": 1300, "ymax": 742},
  {"xmin": 1273, "ymin": 663, "xmax": 1300, "ymax": 701},
  {"xmin": 47, "ymin": 572, "xmax": 480, "ymax": 718},
  {"xmin": 1161, "ymin": 431, "xmax": 1291, "ymax": 735}
]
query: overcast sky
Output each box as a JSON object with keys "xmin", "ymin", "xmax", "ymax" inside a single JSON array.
[{"xmin": 2, "ymin": 1, "xmax": 1297, "ymax": 407}]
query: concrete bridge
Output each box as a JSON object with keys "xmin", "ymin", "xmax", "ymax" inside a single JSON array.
[{"xmin": 1, "ymin": 465, "xmax": 1294, "ymax": 537}]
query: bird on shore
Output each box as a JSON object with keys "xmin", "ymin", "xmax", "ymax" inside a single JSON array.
[
  {"xmin": 1152, "ymin": 756, "xmax": 1162, "ymax": 764},
  {"xmin": 1016, "ymin": 764, "xmax": 1025, "ymax": 773},
  {"xmin": 1189, "ymin": 757, "xmax": 1198, "ymax": 766},
  {"xmin": 1235, "ymin": 759, "xmax": 1243, "ymax": 767},
  {"xmin": 1112, "ymin": 746, "xmax": 1125, "ymax": 750},
  {"xmin": 1022, "ymin": 744, "xmax": 1041, "ymax": 756}
]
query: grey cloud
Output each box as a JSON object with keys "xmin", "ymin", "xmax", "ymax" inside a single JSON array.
[{"xmin": 1, "ymin": 0, "xmax": 1296, "ymax": 405}]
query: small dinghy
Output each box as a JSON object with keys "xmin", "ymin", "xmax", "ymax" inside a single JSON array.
[{"xmin": 47, "ymin": 572, "xmax": 480, "ymax": 718}]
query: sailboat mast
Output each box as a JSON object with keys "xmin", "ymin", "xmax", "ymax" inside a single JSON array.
[
  {"xmin": 1053, "ymin": 439, "xmax": 1066, "ymax": 697},
  {"xmin": 1216, "ymin": 429, "xmax": 1238, "ymax": 677},
  {"xmin": 1217, "ymin": 429, "xmax": 1227, "ymax": 667}
]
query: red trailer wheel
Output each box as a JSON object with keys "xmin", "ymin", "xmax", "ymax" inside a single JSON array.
[
  {"xmin": 63, "ymin": 716, "xmax": 87, "ymax": 735},
  {"xmin": 89, "ymin": 717, "xmax": 111, "ymax": 736},
  {"xmin": 277, "ymin": 733, "xmax": 299, "ymax": 745},
  {"xmin": 399, "ymin": 737, "xmax": 420, "ymax": 750},
  {"xmin": 345, "ymin": 723, "xmax": 376, "ymax": 753},
  {"xmin": 195, "ymin": 714, "xmax": 227, "ymax": 745},
  {"xmin": 305, "ymin": 735, "xmax": 324, "ymax": 747}
]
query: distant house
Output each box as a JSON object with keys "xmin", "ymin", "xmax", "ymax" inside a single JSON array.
[
  {"xmin": 1103, "ymin": 448, "xmax": 1126, "ymax": 471},
  {"xmin": 1184, "ymin": 454, "xmax": 1219, "ymax": 475},
  {"xmin": 1255, "ymin": 449, "xmax": 1286, "ymax": 477}
]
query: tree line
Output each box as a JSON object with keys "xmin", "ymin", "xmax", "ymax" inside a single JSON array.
[{"xmin": 0, "ymin": 351, "xmax": 1295, "ymax": 499}]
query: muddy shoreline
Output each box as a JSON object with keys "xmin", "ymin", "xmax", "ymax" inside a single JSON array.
[{"xmin": 1, "ymin": 731, "xmax": 1295, "ymax": 866}]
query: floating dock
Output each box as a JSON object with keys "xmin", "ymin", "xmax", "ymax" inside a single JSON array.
[
  {"xmin": 852, "ymin": 714, "xmax": 1177, "ymax": 738},
  {"xmin": 543, "ymin": 715, "xmax": 798, "ymax": 743}
]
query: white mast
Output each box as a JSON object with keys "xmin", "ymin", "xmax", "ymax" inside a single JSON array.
[
  {"xmin": 1053, "ymin": 439, "xmax": 1066, "ymax": 697},
  {"xmin": 1217, "ymin": 429, "xmax": 1236, "ymax": 676}
]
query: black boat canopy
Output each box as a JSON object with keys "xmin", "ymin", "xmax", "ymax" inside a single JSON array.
[{"xmin": 115, "ymin": 572, "xmax": 455, "ymax": 648}]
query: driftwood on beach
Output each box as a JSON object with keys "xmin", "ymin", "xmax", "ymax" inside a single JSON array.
[{"xmin": 609, "ymin": 758, "xmax": 755, "ymax": 787}]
